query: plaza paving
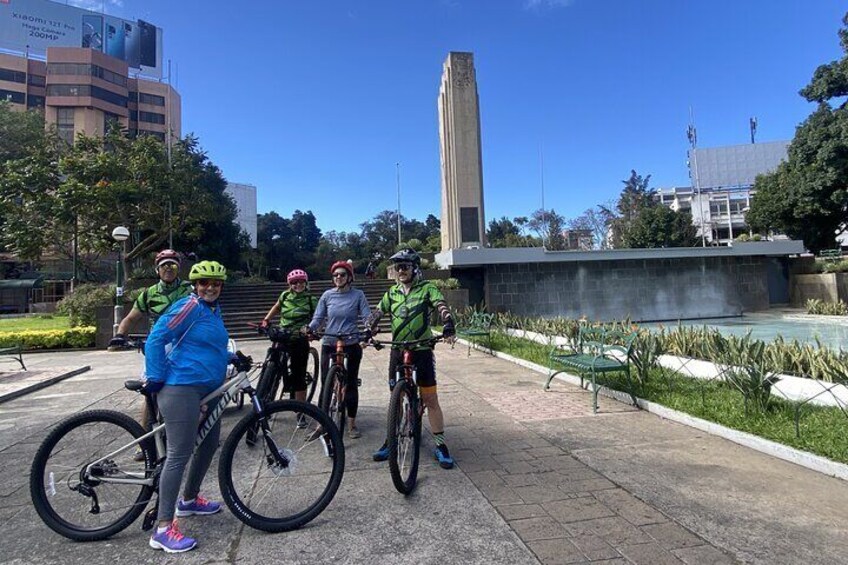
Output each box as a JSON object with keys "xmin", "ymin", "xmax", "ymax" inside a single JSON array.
[{"xmin": 0, "ymin": 342, "xmax": 846, "ymax": 564}]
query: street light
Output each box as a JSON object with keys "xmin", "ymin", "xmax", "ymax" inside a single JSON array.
[{"xmin": 111, "ymin": 226, "xmax": 129, "ymax": 337}]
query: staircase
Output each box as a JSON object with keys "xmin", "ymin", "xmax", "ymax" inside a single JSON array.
[{"xmin": 219, "ymin": 279, "xmax": 395, "ymax": 340}]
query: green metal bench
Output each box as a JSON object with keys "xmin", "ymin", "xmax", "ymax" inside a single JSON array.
[
  {"xmin": 457, "ymin": 311, "xmax": 495, "ymax": 356},
  {"xmin": 544, "ymin": 326, "xmax": 638, "ymax": 413},
  {"xmin": 820, "ymin": 249, "xmax": 843, "ymax": 262},
  {"xmin": 0, "ymin": 344, "xmax": 26, "ymax": 371}
]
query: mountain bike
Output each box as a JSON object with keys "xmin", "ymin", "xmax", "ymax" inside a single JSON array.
[
  {"xmin": 371, "ymin": 334, "xmax": 444, "ymax": 495},
  {"xmin": 29, "ymin": 353, "xmax": 345, "ymax": 541},
  {"xmin": 250, "ymin": 324, "xmax": 320, "ymax": 404},
  {"xmin": 314, "ymin": 332, "xmax": 366, "ymax": 437}
]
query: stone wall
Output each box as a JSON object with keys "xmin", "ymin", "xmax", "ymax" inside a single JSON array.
[
  {"xmin": 484, "ymin": 256, "xmax": 770, "ymax": 322},
  {"xmin": 790, "ymin": 273, "xmax": 848, "ymax": 306}
]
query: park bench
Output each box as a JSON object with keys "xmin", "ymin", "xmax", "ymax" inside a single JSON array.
[
  {"xmin": 819, "ymin": 249, "xmax": 843, "ymax": 262},
  {"xmin": 457, "ymin": 311, "xmax": 495, "ymax": 356},
  {"xmin": 0, "ymin": 344, "xmax": 26, "ymax": 371},
  {"xmin": 544, "ymin": 325, "xmax": 638, "ymax": 413}
]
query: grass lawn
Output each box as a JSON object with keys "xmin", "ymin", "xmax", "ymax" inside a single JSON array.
[
  {"xmin": 472, "ymin": 330, "xmax": 848, "ymax": 465},
  {"xmin": 0, "ymin": 315, "xmax": 73, "ymax": 333}
]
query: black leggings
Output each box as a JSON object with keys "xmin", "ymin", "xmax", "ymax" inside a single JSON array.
[{"xmin": 321, "ymin": 343, "xmax": 362, "ymax": 419}]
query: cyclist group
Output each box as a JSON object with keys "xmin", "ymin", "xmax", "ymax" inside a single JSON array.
[{"xmin": 108, "ymin": 247, "xmax": 456, "ymax": 553}]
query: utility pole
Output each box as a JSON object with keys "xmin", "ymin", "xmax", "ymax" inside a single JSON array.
[
  {"xmin": 749, "ymin": 117, "xmax": 757, "ymax": 144},
  {"xmin": 539, "ymin": 144, "xmax": 547, "ymax": 248},
  {"xmin": 688, "ymin": 108, "xmax": 706, "ymax": 247},
  {"xmin": 396, "ymin": 162, "xmax": 402, "ymax": 246}
]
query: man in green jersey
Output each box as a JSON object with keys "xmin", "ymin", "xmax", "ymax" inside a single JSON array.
[
  {"xmin": 260, "ymin": 268, "xmax": 317, "ymax": 403},
  {"xmin": 109, "ymin": 249, "xmax": 193, "ymax": 347},
  {"xmin": 369, "ymin": 248, "xmax": 457, "ymax": 469}
]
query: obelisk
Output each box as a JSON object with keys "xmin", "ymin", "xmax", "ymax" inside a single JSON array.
[{"xmin": 438, "ymin": 52, "xmax": 486, "ymax": 251}]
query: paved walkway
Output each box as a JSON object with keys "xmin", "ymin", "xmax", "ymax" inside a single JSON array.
[{"xmin": 0, "ymin": 343, "xmax": 846, "ymax": 564}]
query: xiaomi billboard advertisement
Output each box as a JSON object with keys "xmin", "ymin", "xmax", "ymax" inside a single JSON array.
[{"xmin": 0, "ymin": 0, "xmax": 163, "ymax": 78}]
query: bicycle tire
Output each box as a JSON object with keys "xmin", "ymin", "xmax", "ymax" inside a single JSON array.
[
  {"xmin": 304, "ymin": 347, "xmax": 320, "ymax": 403},
  {"xmin": 248, "ymin": 360, "xmax": 279, "ymax": 445},
  {"xmin": 30, "ymin": 410, "xmax": 156, "ymax": 541},
  {"xmin": 388, "ymin": 380, "xmax": 422, "ymax": 495},
  {"xmin": 218, "ymin": 400, "xmax": 345, "ymax": 532},
  {"xmin": 320, "ymin": 365, "xmax": 347, "ymax": 436}
]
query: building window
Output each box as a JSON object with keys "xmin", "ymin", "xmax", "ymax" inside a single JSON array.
[
  {"xmin": 138, "ymin": 92, "xmax": 165, "ymax": 106},
  {"xmin": 47, "ymin": 84, "xmax": 128, "ymax": 108},
  {"xmin": 138, "ymin": 111, "xmax": 165, "ymax": 125},
  {"xmin": 47, "ymin": 63, "xmax": 127, "ymax": 87},
  {"xmin": 0, "ymin": 89, "xmax": 25, "ymax": 104},
  {"xmin": 129, "ymin": 110, "xmax": 138, "ymax": 122},
  {"xmin": 28, "ymin": 74, "xmax": 46, "ymax": 86},
  {"xmin": 57, "ymin": 108, "xmax": 75, "ymax": 145},
  {"xmin": 0, "ymin": 67, "xmax": 26, "ymax": 83},
  {"xmin": 27, "ymin": 95, "xmax": 45, "ymax": 108}
]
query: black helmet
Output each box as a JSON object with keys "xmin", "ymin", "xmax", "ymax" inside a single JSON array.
[{"xmin": 389, "ymin": 248, "xmax": 420, "ymax": 266}]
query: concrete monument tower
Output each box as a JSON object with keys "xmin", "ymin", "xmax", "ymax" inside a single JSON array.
[{"xmin": 438, "ymin": 52, "xmax": 486, "ymax": 251}]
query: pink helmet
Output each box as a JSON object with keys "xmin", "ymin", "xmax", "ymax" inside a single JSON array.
[
  {"xmin": 287, "ymin": 269, "xmax": 308, "ymax": 284},
  {"xmin": 155, "ymin": 249, "xmax": 180, "ymax": 267}
]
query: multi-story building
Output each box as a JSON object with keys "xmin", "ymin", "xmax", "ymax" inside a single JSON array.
[
  {"xmin": 0, "ymin": 47, "xmax": 180, "ymax": 143},
  {"xmin": 225, "ymin": 183, "xmax": 258, "ymax": 248},
  {"xmin": 656, "ymin": 140, "xmax": 789, "ymax": 246}
]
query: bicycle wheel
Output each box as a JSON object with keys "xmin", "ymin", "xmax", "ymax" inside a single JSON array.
[
  {"xmin": 388, "ymin": 380, "xmax": 421, "ymax": 495},
  {"xmin": 218, "ymin": 400, "xmax": 345, "ymax": 532},
  {"xmin": 319, "ymin": 365, "xmax": 347, "ymax": 436},
  {"xmin": 30, "ymin": 410, "xmax": 156, "ymax": 541},
  {"xmin": 304, "ymin": 347, "xmax": 320, "ymax": 404}
]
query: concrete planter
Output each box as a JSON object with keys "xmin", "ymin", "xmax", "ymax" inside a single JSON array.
[{"xmin": 790, "ymin": 273, "xmax": 848, "ymax": 307}]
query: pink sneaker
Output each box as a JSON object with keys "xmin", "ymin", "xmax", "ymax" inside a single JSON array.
[
  {"xmin": 176, "ymin": 494, "xmax": 222, "ymax": 516},
  {"xmin": 149, "ymin": 521, "xmax": 197, "ymax": 553}
]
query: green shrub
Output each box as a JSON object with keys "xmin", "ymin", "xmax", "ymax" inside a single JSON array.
[
  {"xmin": 431, "ymin": 277, "xmax": 460, "ymax": 290},
  {"xmin": 56, "ymin": 284, "xmax": 115, "ymax": 327},
  {"xmin": 0, "ymin": 327, "xmax": 95, "ymax": 349},
  {"xmin": 735, "ymin": 233, "xmax": 750, "ymax": 242},
  {"xmin": 236, "ymin": 275, "xmax": 267, "ymax": 285},
  {"xmin": 806, "ymin": 298, "xmax": 848, "ymax": 315}
]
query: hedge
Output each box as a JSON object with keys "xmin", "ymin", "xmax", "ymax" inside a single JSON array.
[{"xmin": 0, "ymin": 327, "xmax": 96, "ymax": 349}]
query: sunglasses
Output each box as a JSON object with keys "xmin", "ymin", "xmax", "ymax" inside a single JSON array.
[
  {"xmin": 158, "ymin": 263, "xmax": 178, "ymax": 271},
  {"xmin": 290, "ymin": 280, "xmax": 307, "ymax": 286},
  {"xmin": 395, "ymin": 263, "xmax": 413, "ymax": 272},
  {"xmin": 196, "ymin": 279, "xmax": 223, "ymax": 288},
  {"xmin": 332, "ymin": 272, "xmax": 348, "ymax": 279}
]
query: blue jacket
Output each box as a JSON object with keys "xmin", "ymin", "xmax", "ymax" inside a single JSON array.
[{"xmin": 145, "ymin": 294, "xmax": 229, "ymax": 393}]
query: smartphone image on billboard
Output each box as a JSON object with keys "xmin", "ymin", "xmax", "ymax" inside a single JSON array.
[
  {"xmin": 81, "ymin": 15, "xmax": 103, "ymax": 51},
  {"xmin": 138, "ymin": 20, "xmax": 156, "ymax": 67},
  {"xmin": 124, "ymin": 21, "xmax": 140, "ymax": 68},
  {"xmin": 105, "ymin": 17, "xmax": 125, "ymax": 60}
]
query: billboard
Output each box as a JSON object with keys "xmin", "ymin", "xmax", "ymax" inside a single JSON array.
[
  {"xmin": 690, "ymin": 140, "xmax": 789, "ymax": 189},
  {"xmin": 0, "ymin": 0, "xmax": 163, "ymax": 78}
]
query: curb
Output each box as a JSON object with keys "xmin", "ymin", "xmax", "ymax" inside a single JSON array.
[
  {"xmin": 457, "ymin": 338, "xmax": 848, "ymax": 482},
  {"xmin": 0, "ymin": 365, "xmax": 91, "ymax": 405}
]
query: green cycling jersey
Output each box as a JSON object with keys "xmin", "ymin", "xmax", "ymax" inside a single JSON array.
[{"xmin": 377, "ymin": 279, "xmax": 446, "ymax": 349}]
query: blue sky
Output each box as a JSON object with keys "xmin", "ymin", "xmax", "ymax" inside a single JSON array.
[{"xmin": 70, "ymin": 0, "xmax": 847, "ymax": 234}]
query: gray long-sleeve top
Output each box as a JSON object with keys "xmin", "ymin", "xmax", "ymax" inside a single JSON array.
[{"xmin": 308, "ymin": 287, "xmax": 371, "ymax": 346}]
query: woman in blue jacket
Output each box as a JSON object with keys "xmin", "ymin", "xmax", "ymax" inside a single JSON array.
[{"xmin": 144, "ymin": 260, "xmax": 230, "ymax": 553}]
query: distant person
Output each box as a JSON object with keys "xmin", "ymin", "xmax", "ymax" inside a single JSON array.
[
  {"xmin": 365, "ymin": 261, "xmax": 376, "ymax": 280},
  {"xmin": 308, "ymin": 260, "xmax": 371, "ymax": 439},
  {"xmin": 260, "ymin": 269, "xmax": 317, "ymax": 403}
]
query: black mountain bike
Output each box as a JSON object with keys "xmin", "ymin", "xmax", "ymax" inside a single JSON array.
[
  {"xmin": 315, "ymin": 332, "xmax": 366, "ymax": 437},
  {"xmin": 251, "ymin": 324, "xmax": 320, "ymax": 405},
  {"xmin": 371, "ymin": 334, "xmax": 444, "ymax": 495},
  {"xmin": 29, "ymin": 357, "xmax": 345, "ymax": 541}
]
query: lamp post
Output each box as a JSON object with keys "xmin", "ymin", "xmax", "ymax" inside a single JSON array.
[{"xmin": 111, "ymin": 226, "xmax": 129, "ymax": 337}]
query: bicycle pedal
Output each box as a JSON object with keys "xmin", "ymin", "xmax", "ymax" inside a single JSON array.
[
  {"xmin": 357, "ymin": 378, "xmax": 362, "ymax": 387},
  {"xmin": 141, "ymin": 505, "xmax": 157, "ymax": 531}
]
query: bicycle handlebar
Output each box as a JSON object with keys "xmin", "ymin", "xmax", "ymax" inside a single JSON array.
[{"xmin": 368, "ymin": 333, "xmax": 446, "ymax": 350}]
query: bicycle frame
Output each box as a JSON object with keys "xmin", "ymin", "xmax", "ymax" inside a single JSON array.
[{"xmin": 81, "ymin": 369, "xmax": 258, "ymax": 488}]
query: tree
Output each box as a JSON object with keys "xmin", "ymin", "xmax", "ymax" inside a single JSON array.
[
  {"xmin": 528, "ymin": 208, "xmax": 567, "ymax": 250},
  {"xmin": 605, "ymin": 170, "xmax": 656, "ymax": 248},
  {"xmin": 621, "ymin": 205, "xmax": 698, "ymax": 248},
  {"xmin": 0, "ymin": 101, "xmax": 53, "ymax": 163},
  {"xmin": 747, "ymin": 12, "xmax": 848, "ymax": 252},
  {"xmin": 568, "ymin": 206, "xmax": 614, "ymax": 250}
]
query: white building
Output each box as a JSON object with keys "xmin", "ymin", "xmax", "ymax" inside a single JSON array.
[
  {"xmin": 657, "ymin": 140, "xmax": 789, "ymax": 246},
  {"xmin": 225, "ymin": 182, "xmax": 257, "ymax": 248}
]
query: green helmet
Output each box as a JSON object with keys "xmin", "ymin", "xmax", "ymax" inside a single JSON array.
[{"xmin": 189, "ymin": 260, "xmax": 227, "ymax": 281}]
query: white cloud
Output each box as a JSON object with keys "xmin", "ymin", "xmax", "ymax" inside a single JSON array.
[
  {"xmin": 65, "ymin": 0, "xmax": 124, "ymax": 11},
  {"xmin": 524, "ymin": 0, "xmax": 574, "ymax": 9}
]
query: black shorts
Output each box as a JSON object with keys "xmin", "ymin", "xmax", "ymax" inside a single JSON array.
[
  {"xmin": 282, "ymin": 336, "xmax": 309, "ymax": 393},
  {"xmin": 388, "ymin": 348, "xmax": 436, "ymax": 389}
]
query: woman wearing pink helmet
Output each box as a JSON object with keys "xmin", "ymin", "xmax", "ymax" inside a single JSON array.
[{"xmin": 260, "ymin": 268, "xmax": 317, "ymax": 403}]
